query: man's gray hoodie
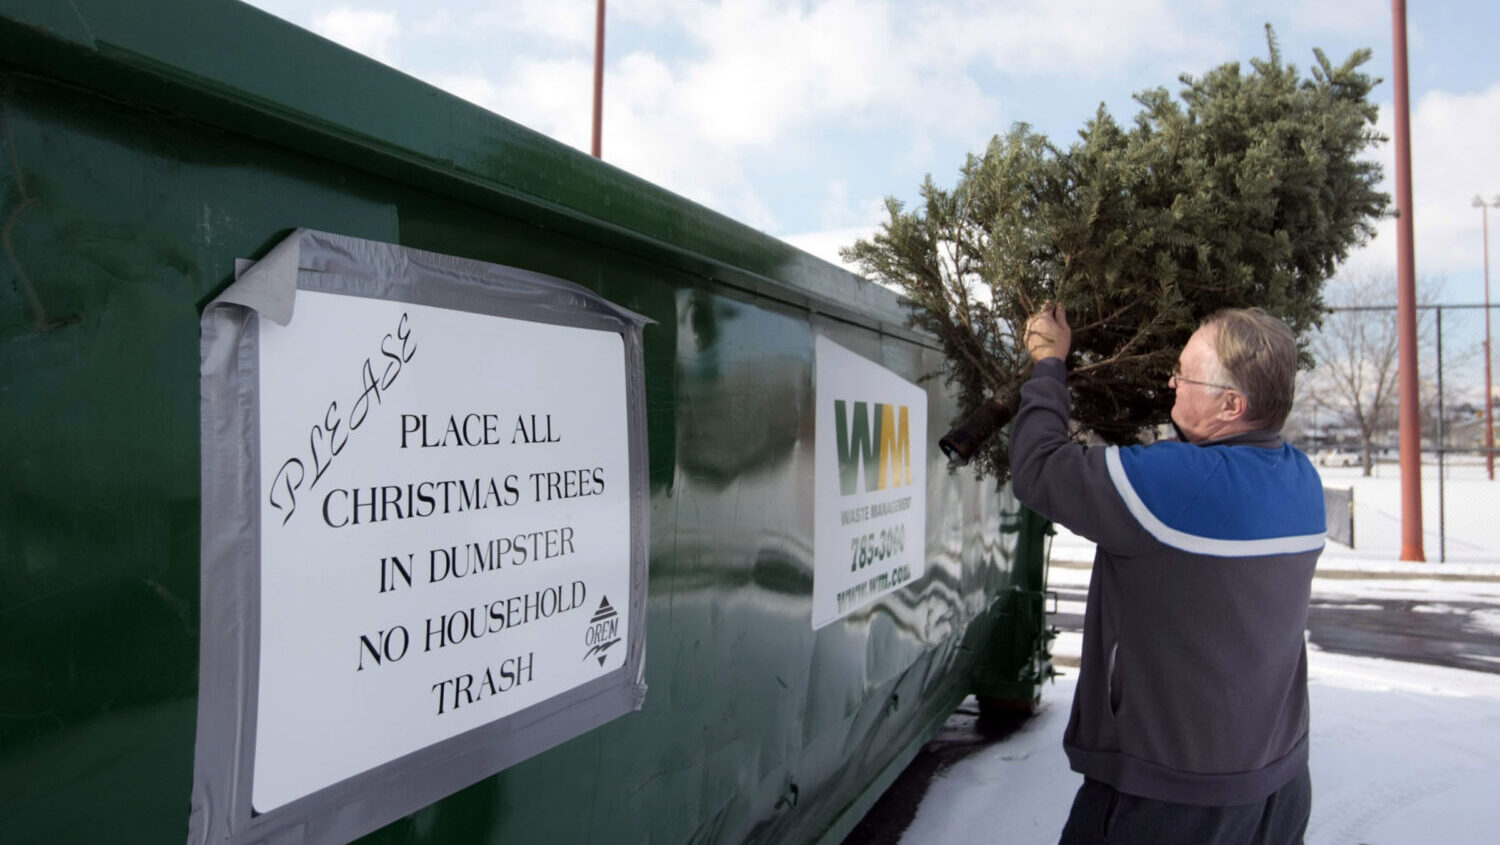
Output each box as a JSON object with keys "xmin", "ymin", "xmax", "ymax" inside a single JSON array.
[{"xmin": 1011, "ymin": 358, "xmax": 1326, "ymax": 806}]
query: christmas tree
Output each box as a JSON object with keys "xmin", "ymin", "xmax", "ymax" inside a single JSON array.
[{"xmin": 843, "ymin": 28, "xmax": 1388, "ymax": 482}]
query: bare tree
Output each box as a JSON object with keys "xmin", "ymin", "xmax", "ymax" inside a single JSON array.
[{"xmin": 1306, "ymin": 269, "xmax": 1440, "ymax": 475}]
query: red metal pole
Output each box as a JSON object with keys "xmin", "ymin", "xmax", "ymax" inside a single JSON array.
[
  {"xmin": 591, "ymin": 0, "xmax": 605, "ymax": 159},
  {"xmin": 1392, "ymin": 0, "xmax": 1425, "ymax": 560},
  {"xmin": 1484, "ymin": 202, "xmax": 1495, "ymax": 480}
]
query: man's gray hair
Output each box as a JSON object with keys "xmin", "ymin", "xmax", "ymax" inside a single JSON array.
[{"xmin": 1202, "ymin": 308, "xmax": 1298, "ymax": 431}]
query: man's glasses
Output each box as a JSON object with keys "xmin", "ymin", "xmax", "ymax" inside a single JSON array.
[{"xmin": 1169, "ymin": 365, "xmax": 1237, "ymax": 392}]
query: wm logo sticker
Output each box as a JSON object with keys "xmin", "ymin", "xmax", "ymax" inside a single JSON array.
[{"xmin": 834, "ymin": 400, "xmax": 912, "ymax": 495}]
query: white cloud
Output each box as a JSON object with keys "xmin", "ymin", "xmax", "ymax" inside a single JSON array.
[
  {"xmin": 492, "ymin": 56, "xmax": 596, "ymax": 149},
  {"xmin": 425, "ymin": 72, "xmax": 501, "ymax": 112},
  {"xmin": 311, "ymin": 6, "xmax": 400, "ymax": 63},
  {"xmin": 818, "ymin": 180, "xmax": 853, "ymax": 230},
  {"xmin": 929, "ymin": 0, "xmax": 1228, "ymax": 78},
  {"xmin": 470, "ymin": 0, "xmax": 597, "ymax": 49},
  {"xmin": 1252, "ymin": 0, "xmax": 1386, "ymax": 41},
  {"xmin": 589, "ymin": 1, "xmax": 997, "ymax": 226},
  {"xmin": 1360, "ymin": 83, "xmax": 1500, "ymax": 282},
  {"xmin": 660, "ymin": 0, "xmax": 905, "ymax": 148},
  {"xmin": 413, "ymin": 9, "xmax": 454, "ymax": 37},
  {"xmin": 580, "ymin": 0, "xmax": 1248, "ymax": 229},
  {"xmin": 780, "ymin": 225, "xmax": 879, "ymax": 270},
  {"xmin": 603, "ymin": 71, "xmax": 784, "ymax": 228}
]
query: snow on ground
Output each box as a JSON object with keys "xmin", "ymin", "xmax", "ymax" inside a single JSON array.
[
  {"xmin": 900, "ymin": 653, "xmax": 1500, "ymax": 845},
  {"xmin": 900, "ymin": 461, "xmax": 1500, "ymax": 845}
]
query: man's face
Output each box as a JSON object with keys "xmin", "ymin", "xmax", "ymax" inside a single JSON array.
[{"xmin": 1170, "ymin": 326, "xmax": 1230, "ymax": 443}]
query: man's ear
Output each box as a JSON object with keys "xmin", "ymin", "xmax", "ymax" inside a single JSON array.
[{"xmin": 1219, "ymin": 390, "xmax": 1251, "ymax": 422}]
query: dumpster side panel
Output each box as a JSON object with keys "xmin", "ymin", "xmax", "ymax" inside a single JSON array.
[{"xmin": 0, "ymin": 4, "xmax": 1040, "ymax": 843}]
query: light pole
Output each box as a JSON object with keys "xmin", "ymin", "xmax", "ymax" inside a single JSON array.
[
  {"xmin": 1392, "ymin": 0, "xmax": 1424, "ymax": 559},
  {"xmin": 591, "ymin": 0, "xmax": 606, "ymax": 159},
  {"xmin": 1476, "ymin": 194, "xmax": 1498, "ymax": 480}
]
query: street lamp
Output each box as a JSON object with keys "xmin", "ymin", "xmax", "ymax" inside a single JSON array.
[
  {"xmin": 591, "ymin": 0, "xmax": 606, "ymax": 159},
  {"xmin": 1475, "ymin": 194, "xmax": 1498, "ymax": 480}
]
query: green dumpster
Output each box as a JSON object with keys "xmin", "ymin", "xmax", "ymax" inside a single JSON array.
[{"xmin": 0, "ymin": 2, "xmax": 1052, "ymax": 842}]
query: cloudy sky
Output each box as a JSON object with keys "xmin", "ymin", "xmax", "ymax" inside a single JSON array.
[{"xmin": 238, "ymin": 1, "xmax": 1500, "ymax": 323}]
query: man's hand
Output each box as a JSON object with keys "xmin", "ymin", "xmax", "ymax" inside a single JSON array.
[{"xmin": 1025, "ymin": 302, "xmax": 1071, "ymax": 362}]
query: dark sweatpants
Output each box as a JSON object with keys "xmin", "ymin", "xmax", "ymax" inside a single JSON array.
[{"xmin": 1058, "ymin": 769, "xmax": 1312, "ymax": 845}]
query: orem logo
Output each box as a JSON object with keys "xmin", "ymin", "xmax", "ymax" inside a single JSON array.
[{"xmin": 834, "ymin": 400, "xmax": 912, "ymax": 495}]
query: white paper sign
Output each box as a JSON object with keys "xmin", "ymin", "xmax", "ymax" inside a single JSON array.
[
  {"xmin": 812, "ymin": 336, "xmax": 927, "ymax": 629},
  {"xmin": 253, "ymin": 290, "xmax": 631, "ymax": 812}
]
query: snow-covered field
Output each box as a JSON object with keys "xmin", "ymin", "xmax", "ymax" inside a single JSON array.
[
  {"xmin": 899, "ymin": 461, "xmax": 1500, "ymax": 844},
  {"xmin": 1317, "ymin": 459, "xmax": 1499, "ymax": 566}
]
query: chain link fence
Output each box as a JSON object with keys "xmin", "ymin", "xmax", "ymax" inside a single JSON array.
[{"xmin": 1294, "ymin": 303, "xmax": 1496, "ymax": 561}]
